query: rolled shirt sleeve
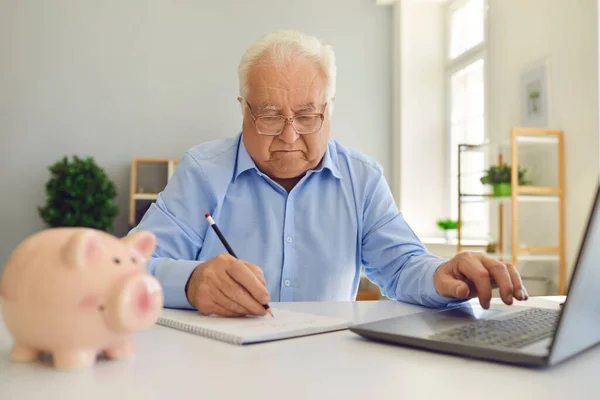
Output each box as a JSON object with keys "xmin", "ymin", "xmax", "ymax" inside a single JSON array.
[
  {"xmin": 360, "ymin": 167, "xmax": 464, "ymax": 308},
  {"xmin": 129, "ymin": 152, "xmax": 214, "ymax": 309}
]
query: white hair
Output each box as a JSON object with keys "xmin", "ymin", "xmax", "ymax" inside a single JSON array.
[{"xmin": 238, "ymin": 30, "xmax": 337, "ymax": 108}]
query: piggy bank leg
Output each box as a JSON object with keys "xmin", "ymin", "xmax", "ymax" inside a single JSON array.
[
  {"xmin": 10, "ymin": 343, "xmax": 40, "ymax": 362},
  {"xmin": 53, "ymin": 350, "xmax": 98, "ymax": 369},
  {"xmin": 105, "ymin": 341, "xmax": 134, "ymax": 360}
]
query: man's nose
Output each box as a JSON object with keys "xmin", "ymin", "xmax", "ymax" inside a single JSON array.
[{"xmin": 278, "ymin": 119, "xmax": 299, "ymax": 144}]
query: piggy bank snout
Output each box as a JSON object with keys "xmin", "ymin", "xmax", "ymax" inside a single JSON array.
[{"xmin": 105, "ymin": 274, "xmax": 164, "ymax": 334}]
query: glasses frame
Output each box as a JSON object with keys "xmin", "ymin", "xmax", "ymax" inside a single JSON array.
[{"xmin": 241, "ymin": 97, "xmax": 328, "ymax": 136}]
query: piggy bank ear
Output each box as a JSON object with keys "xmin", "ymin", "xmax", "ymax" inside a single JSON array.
[
  {"xmin": 122, "ymin": 231, "xmax": 156, "ymax": 260},
  {"xmin": 63, "ymin": 230, "xmax": 102, "ymax": 268}
]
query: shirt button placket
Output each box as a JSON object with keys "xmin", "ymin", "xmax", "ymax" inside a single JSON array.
[{"xmin": 281, "ymin": 195, "xmax": 295, "ymax": 301}]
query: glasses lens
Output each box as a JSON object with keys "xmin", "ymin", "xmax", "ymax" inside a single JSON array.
[
  {"xmin": 294, "ymin": 115, "xmax": 322, "ymax": 134},
  {"xmin": 255, "ymin": 115, "xmax": 323, "ymax": 135},
  {"xmin": 256, "ymin": 116, "xmax": 284, "ymax": 135}
]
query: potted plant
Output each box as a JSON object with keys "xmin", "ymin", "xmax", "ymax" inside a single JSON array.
[
  {"xmin": 480, "ymin": 163, "xmax": 529, "ymax": 197},
  {"xmin": 38, "ymin": 155, "xmax": 119, "ymax": 232},
  {"xmin": 486, "ymin": 241, "xmax": 497, "ymax": 254},
  {"xmin": 436, "ymin": 218, "xmax": 460, "ymax": 242}
]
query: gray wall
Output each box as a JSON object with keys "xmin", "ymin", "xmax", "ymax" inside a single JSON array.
[{"xmin": 0, "ymin": 0, "xmax": 392, "ymax": 269}]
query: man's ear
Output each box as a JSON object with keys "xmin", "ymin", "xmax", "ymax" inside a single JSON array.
[
  {"xmin": 63, "ymin": 230, "xmax": 102, "ymax": 268},
  {"xmin": 122, "ymin": 231, "xmax": 156, "ymax": 260},
  {"xmin": 237, "ymin": 97, "xmax": 245, "ymax": 116},
  {"xmin": 327, "ymin": 96, "xmax": 336, "ymax": 116}
]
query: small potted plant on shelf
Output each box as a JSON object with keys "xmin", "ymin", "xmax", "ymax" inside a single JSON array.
[
  {"xmin": 486, "ymin": 241, "xmax": 497, "ymax": 255},
  {"xmin": 436, "ymin": 218, "xmax": 460, "ymax": 242},
  {"xmin": 480, "ymin": 163, "xmax": 529, "ymax": 197}
]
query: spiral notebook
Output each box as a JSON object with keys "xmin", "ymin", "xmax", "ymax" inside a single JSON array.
[{"xmin": 156, "ymin": 308, "xmax": 352, "ymax": 345}]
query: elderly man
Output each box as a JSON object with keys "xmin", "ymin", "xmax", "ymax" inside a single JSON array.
[{"xmin": 130, "ymin": 30, "xmax": 528, "ymax": 317}]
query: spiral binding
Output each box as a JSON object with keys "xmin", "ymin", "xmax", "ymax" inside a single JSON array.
[{"xmin": 156, "ymin": 316, "xmax": 243, "ymax": 344}]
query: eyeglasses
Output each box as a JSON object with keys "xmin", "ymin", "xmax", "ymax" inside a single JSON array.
[{"xmin": 241, "ymin": 97, "xmax": 328, "ymax": 136}]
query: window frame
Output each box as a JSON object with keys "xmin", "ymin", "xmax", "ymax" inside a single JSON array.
[{"xmin": 444, "ymin": 0, "xmax": 489, "ymax": 240}]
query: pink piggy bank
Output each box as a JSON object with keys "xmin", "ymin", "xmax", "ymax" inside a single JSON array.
[{"xmin": 0, "ymin": 227, "xmax": 164, "ymax": 370}]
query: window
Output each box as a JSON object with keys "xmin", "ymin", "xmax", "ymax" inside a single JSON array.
[
  {"xmin": 449, "ymin": 0, "xmax": 485, "ymax": 59},
  {"xmin": 446, "ymin": 0, "xmax": 488, "ymax": 240}
]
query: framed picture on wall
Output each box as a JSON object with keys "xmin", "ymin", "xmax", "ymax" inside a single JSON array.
[{"xmin": 520, "ymin": 57, "xmax": 551, "ymax": 128}]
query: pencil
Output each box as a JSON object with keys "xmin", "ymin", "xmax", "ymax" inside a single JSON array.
[{"xmin": 205, "ymin": 213, "xmax": 274, "ymax": 318}]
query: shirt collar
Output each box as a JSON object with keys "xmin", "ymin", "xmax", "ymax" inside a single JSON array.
[
  {"xmin": 312, "ymin": 142, "xmax": 343, "ymax": 180},
  {"xmin": 233, "ymin": 133, "xmax": 343, "ymax": 182},
  {"xmin": 233, "ymin": 133, "xmax": 259, "ymax": 180}
]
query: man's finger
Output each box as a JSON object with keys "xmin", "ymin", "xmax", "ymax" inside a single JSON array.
[
  {"xmin": 197, "ymin": 283, "xmax": 246, "ymax": 316},
  {"xmin": 453, "ymin": 279, "xmax": 471, "ymax": 298},
  {"xmin": 206, "ymin": 302, "xmax": 245, "ymax": 317},
  {"xmin": 458, "ymin": 256, "xmax": 493, "ymax": 309},
  {"xmin": 505, "ymin": 263, "xmax": 528, "ymax": 300},
  {"xmin": 227, "ymin": 262, "xmax": 270, "ymax": 305},
  {"xmin": 465, "ymin": 279, "xmax": 478, "ymax": 298},
  {"xmin": 435, "ymin": 267, "xmax": 471, "ymax": 298},
  {"xmin": 245, "ymin": 263, "xmax": 268, "ymax": 286},
  {"xmin": 219, "ymin": 269, "xmax": 267, "ymax": 316},
  {"xmin": 211, "ymin": 276, "xmax": 256, "ymax": 315},
  {"xmin": 481, "ymin": 257, "xmax": 514, "ymax": 305}
]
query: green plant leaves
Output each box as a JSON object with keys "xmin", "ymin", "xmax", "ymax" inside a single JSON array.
[
  {"xmin": 38, "ymin": 155, "xmax": 119, "ymax": 232},
  {"xmin": 437, "ymin": 218, "xmax": 460, "ymax": 230},
  {"xmin": 480, "ymin": 163, "xmax": 529, "ymax": 185}
]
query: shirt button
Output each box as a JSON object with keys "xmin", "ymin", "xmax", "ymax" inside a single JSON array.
[
  {"xmin": 284, "ymin": 280, "xmax": 291, "ymax": 287},
  {"xmin": 286, "ymin": 237, "xmax": 293, "ymax": 243}
]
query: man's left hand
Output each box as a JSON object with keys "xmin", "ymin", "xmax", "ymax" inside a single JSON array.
[{"xmin": 433, "ymin": 252, "xmax": 529, "ymax": 309}]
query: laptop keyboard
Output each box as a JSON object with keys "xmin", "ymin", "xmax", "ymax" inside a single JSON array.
[{"xmin": 430, "ymin": 308, "xmax": 561, "ymax": 349}]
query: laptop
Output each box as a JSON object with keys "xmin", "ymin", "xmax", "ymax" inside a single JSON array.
[{"xmin": 349, "ymin": 185, "xmax": 600, "ymax": 367}]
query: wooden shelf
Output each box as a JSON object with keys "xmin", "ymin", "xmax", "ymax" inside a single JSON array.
[
  {"xmin": 421, "ymin": 237, "xmax": 488, "ymax": 246},
  {"xmin": 519, "ymin": 246, "xmax": 560, "ymax": 253},
  {"xmin": 459, "ymin": 194, "xmax": 559, "ymax": 203},
  {"xmin": 457, "ymin": 126, "xmax": 566, "ymax": 294},
  {"xmin": 517, "ymin": 186, "xmax": 561, "ymax": 195},
  {"xmin": 516, "ymin": 135, "xmax": 559, "ymax": 145},
  {"xmin": 129, "ymin": 157, "xmax": 180, "ymax": 227},
  {"xmin": 133, "ymin": 193, "xmax": 159, "ymax": 200},
  {"xmin": 459, "ymin": 132, "xmax": 559, "ymax": 152},
  {"xmin": 496, "ymin": 253, "xmax": 560, "ymax": 262}
]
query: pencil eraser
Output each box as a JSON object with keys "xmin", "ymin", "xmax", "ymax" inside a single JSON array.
[{"xmin": 204, "ymin": 213, "xmax": 210, "ymax": 219}]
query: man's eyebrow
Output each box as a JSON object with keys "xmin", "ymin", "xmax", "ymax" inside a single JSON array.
[
  {"xmin": 295, "ymin": 103, "xmax": 317, "ymax": 113},
  {"xmin": 258, "ymin": 103, "xmax": 281, "ymax": 112},
  {"xmin": 257, "ymin": 102, "xmax": 318, "ymax": 113}
]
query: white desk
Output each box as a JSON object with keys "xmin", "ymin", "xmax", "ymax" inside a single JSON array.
[{"xmin": 0, "ymin": 296, "xmax": 597, "ymax": 400}]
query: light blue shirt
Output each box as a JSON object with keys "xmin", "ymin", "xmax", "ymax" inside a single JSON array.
[{"xmin": 130, "ymin": 133, "xmax": 457, "ymax": 310}]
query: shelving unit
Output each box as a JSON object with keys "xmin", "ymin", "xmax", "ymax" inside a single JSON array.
[
  {"xmin": 128, "ymin": 157, "xmax": 180, "ymax": 228},
  {"xmin": 457, "ymin": 127, "xmax": 566, "ymax": 294}
]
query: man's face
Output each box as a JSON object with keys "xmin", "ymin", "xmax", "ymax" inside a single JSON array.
[{"xmin": 239, "ymin": 56, "xmax": 333, "ymax": 181}]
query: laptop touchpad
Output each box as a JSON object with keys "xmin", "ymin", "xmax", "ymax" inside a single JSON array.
[
  {"xmin": 439, "ymin": 305, "xmax": 502, "ymax": 320},
  {"xmin": 361, "ymin": 304, "xmax": 503, "ymax": 338}
]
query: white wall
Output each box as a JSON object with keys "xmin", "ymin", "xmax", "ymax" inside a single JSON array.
[
  {"xmin": 487, "ymin": 0, "xmax": 599, "ymax": 290},
  {"xmin": 397, "ymin": 0, "xmax": 446, "ymax": 238},
  {"xmin": 0, "ymin": 0, "xmax": 392, "ymax": 270}
]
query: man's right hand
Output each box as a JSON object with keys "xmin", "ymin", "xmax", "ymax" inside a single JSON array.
[{"xmin": 185, "ymin": 253, "xmax": 270, "ymax": 317}]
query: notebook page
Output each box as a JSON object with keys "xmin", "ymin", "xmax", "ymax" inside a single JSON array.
[{"xmin": 157, "ymin": 308, "xmax": 352, "ymax": 344}]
